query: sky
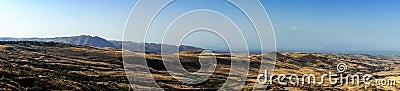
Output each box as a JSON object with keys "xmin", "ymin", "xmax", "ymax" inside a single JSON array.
[
  {"xmin": 0, "ymin": 0, "xmax": 135, "ymax": 40},
  {"xmin": 0, "ymin": 0, "xmax": 400, "ymax": 51},
  {"xmin": 264, "ymin": 0, "xmax": 400, "ymax": 51}
]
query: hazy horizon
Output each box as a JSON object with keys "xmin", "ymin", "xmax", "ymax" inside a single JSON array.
[
  {"xmin": 1, "ymin": 0, "xmax": 400, "ymax": 51},
  {"xmin": 2, "ymin": 34, "xmax": 400, "ymax": 56}
]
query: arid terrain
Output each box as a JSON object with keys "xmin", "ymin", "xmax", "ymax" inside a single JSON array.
[
  {"xmin": 128, "ymin": 51, "xmax": 400, "ymax": 90},
  {"xmin": 0, "ymin": 41, "xmax": 131, "ymax": 90},
  {"xmin": 0, "ymin": 41, "xmax": 399, "ymax": 90}
]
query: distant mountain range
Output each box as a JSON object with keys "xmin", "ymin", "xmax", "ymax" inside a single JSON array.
[
  {"xmin": 109, "ymin": 40, "xmax": 204, "ymax": 53},
  {"xmin": 0, "ymin": 35, "xmax": 203, "ymax": 53}
]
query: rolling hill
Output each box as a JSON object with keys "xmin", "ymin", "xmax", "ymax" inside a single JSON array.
[{"xmin": 0, "ymin": 41, "xmax": 398, "ymax": 90}]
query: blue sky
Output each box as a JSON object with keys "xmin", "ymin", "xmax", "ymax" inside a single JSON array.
[
  {"xmin": 264, "ymin": 0, "xmax": 400, "ymax": 51},
  {"xmin": 0, "ymin": 0, "xmax": 134, "ymax": 40},
  {"xmin": 0, "ymin": 0, "xmax": 399, "ymax": 51}
]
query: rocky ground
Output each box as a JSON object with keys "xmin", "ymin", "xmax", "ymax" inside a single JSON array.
[
  {"xmin": 0, "ymin": 41, "xmax": 399, "ymax": 90},
  {"xmin": 0, "ymin": 41, "xmax": 131, "ymax": 90},
  {"xmin": 128, "ymin": 51, "xmax": 400, "ymax": 90}
]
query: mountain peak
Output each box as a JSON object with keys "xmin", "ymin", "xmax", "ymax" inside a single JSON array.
[{"xmin": 65, "ymin": 35, "xmax": 115, "ymax": 47}]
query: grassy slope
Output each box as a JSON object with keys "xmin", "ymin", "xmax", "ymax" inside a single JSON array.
[
  {"xmin": 0, "ymin": 41, "xmax": 399, "ymax": 90},
  {"xmin": 0, "ymin": 41, "xmax": 131, "ymax": 90}
]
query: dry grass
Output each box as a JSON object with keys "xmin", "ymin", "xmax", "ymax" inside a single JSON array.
[{"xmin": 0, "ymin": 42, "xmax": 399, "ymax": 90}]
